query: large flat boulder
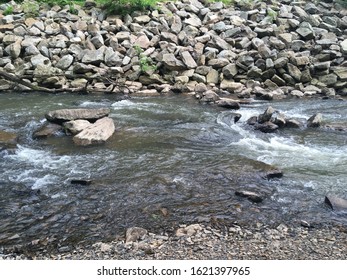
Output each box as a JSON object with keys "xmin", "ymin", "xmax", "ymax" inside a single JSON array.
[
  {"xmin": 45, "ymin": 108, "xmax": 110, "ymax": 124},
  {"xmin": 73, "ymin": 117, "xmax": 115, "ymax": 146}
]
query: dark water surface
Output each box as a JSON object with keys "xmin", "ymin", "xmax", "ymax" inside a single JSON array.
[{"xmin": 0, "ymin": 92, "xmax": 346, "ymax": 250}]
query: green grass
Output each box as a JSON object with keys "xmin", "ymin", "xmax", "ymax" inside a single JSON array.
[
  {"xmin": 102, "ymin": 0, "xmax": 159, "ymax": 15},
  {"xmin": 3, "ymin": 5, "xmax": 13, "ymax": 15}
]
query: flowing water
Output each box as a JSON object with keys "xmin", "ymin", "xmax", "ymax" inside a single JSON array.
[{"xmin": 0, "ymin": 92, "xmax": 346, "ymax": 250}]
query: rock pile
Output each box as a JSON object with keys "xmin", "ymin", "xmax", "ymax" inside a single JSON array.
[
  {"xmin": 34, "ymin": 108, "xmax": 115, "ymax": 146},
  {"xmin": 0, "ymin": 0, "xmax": 346, "ymax": 99}
]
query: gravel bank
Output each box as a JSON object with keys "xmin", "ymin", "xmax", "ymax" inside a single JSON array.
[{"xmin": 2, "ymin": 223, "xmax": 347, "ymax": 260}]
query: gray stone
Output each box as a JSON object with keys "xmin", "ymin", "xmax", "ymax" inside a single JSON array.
[
  {"xmin": 6, "ymin": 40, "xmax": 21, "ymax": 59},
  {"xmin": 319, "ymin": 74, "xmax": 337, "ymax": 86},
  {"xmin": 291, "ymin": 56, "xmax": 310, "ymax": 67},
  {"xmin": 325, "ymin": 196, "xmax": 347, "ymax": 211},
  {"xmin": 206, "ymin": 69, "xmax": 219, "ymax": 84},
  {"xmin": 31, "ymin": 54, "xmax": 51, "ymax": 67},
  {"xmin": 200, "ymin": 90, "xmax": 219, "ymax": 103},
  {"xmin": 341, "ymin": 39, "xmax": 347, "ymax": 54},
  {"xmin": 296, "ymin": 22, "xmax": 315, "ymax": 40},
  {"xmin": 208, "ymin": 58, "xmax": 229, "ymax": 68},
  {"xmin": 73, "ymin": 117, "xmax": 115, "ymax": 146},
  {"xmin": 46, "ymin": 108, "xmax": 110, "ymax": 124},
  {"xmin": 255, "ymin": 121, "xmax": 279, "ymax": 133},
  {"xmin": 287, "ymin": 63, "xmax": 302, "ymax": 81},
  {"xmin": 180, "ymin": 51, "xmax": 197, "ymax": 69},
  {"xmin": 258, "ymin": 106, "xmax": 275, "ymax": 124},
  {"xmin": 161, "ymin": 32, "xmax": 178, "ymax": 44},
  {"xmin": 81, "ymin": 49, "xmax": 104, "ymax": 65},
  {"xmin": 274, "ymin": 57, "xmax": 289, "ymax": 68},
  {"xmin": 71, "ymin": 78, "xmax": 88, "ymax": 88},
  {"xmin": 25, "ymin": 45, "xmax": 40, "ymax": 56},
  {"xmin": 220, "ymin": 80, "xmax": 244, "ymax": 92},
  {"xmin": 56, "ymin": 54, "xmax": 74, "ymax": 70},
  {"xmin": 235, "ymin": 190, "xmax": 263, "ymax": 203},
  {"xmin": 313, "ymin": 61, "xmax": 331, "ymax": 70},
  {"xmin": 63, "ymin": 120, "xmax": 91, "ymax": 135},
  {"xmin": 332, "ymin": 67, "xmax": 347, "ymax": 81},
  {"xmin": 184, "ymin": 16, "xmax": 202, "ymax": 28},
  {"xmin": 134, "ymin": 15, "xmax": 151, "ymax": 24},
  {"xmin": 125, "ymin": 227, "xmax": 148, "ymax": 243},
  {"xmin": 215, "ymin": 98, "xmax": 240, "ymax": 110},
  {"xmin": 222, "ymin": 64, "xmax": 238, "ymax": 79},
  {"xmin": 307, "ymin": 113, "xmax": 322, "ymax": 128},
  {"xmin": 285, "ymin": 119, "xmax": 302, "ymax": 128},
  {"xmin": 33, "ymin": 122, "xmax": 63, "ymax": 139},
  {"xmin": 162, "ymin": 53, "xmax": 185, "ymax": 70},
  {"xmin": 45, "ymin": 22, "xmax": 61, "ymax": 35}
]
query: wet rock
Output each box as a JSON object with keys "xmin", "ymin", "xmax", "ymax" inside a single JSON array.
[
  {"xmin": 71, "ymin": 179, "xmax": 92, "ymax": 185},
  {"xmin": 46, "ymin": 108, "xmax": 110, "ymax": 124},
  {"xmin": 33, "ymin": 122, "xmax": 63, "ymax": 139},
  {"xmin": 63, "ymin": 120, "xmax": 91, "ymax": 135},
  {"xmin": 0, "ymin": 130, "xmax": 17, "ymax": 149},
  {"xmin": 307, "ymin": 113, "xmax": 322, "ymax": 128},
  {"xmin": 235, "ymin": 190, "xmax": 263, "ymax": 203},
  {"xmin": 126, "ymin": 227, "xmax": 148, "ymax": 243},
  {"xmin": 73, "ymin": 117, "xmax": 115, "ymax": 146},
  {"xmin": 215, "ymin": 98, "xmax": 240, "ymax": 110},
  {"xmin": 247, "ymin": 116, "xmax": 258, "ymax": 126},
  {"xmin": 255, "ymin": 121, "xmax": 279, "ymax": 133},
  {"xmin": 285, "ymin": 119, "xmax": 302, "ymax": 129},
  {"xmin": 265, "ymin": 169, "xmax": 283, "ymax": 180},
  {"xmin": 324, "ymin": 124, "xmax": 347, "ymax": 132},
  {"xmin": 258, "ymin": 106, "xmax": 275, "ymax": 124},
  {"xmin": 325, "ymin": 195, "xmax": 347, "ymax": 211}
]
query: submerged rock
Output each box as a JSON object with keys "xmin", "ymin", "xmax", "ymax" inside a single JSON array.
[
  {"xmin": 235, "ymin": 190, "xmax": 263, "ymax": 203},
  {"xmin": 73, "ymin": 117, "xmax": 115, "ymax": 146},
  {"xmin": 0, "ymin": 130, "xmax": 17, "ymax": 149},
  {"xmin": 45, "ymin": 108, "xmax": 110, "ymax": 124},
  {"xmin": 33, "ymin": 122, "xmax": 63, "ymax": 139}
]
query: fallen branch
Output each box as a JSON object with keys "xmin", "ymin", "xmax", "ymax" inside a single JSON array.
[{"xmin": 0, "ymin": 70, "xmax": 129, "ymax": 94}]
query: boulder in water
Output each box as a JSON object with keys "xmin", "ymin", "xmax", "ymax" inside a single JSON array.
[
  {"xmin": 325, "ymin": 195, "xmax": 347, "ymax": 211},
  {"xmin": 235, "ymin": 190, "xmax": 263, "ymax": 203},
  {"xmin": 63, "ymin": 119, "xmax": 91, "ymax": 135},
  {"xmin": 73, "ymin": 117, "xmax": 115, "ymax": 146},
  {"xmin": 255, "ymin": 121, "xmax": 279, "ymax": 133},
  {"xmin": 307, "ymin": 113, "xmax": 322, "ymax": 128},
  {"xmin": 215, "ymin": 98, "xmax": 240, "ymax": 109},
  {"xmin": 0, "ymin": 130, "xmax": 17, "ymax": 149},
  {"xmin": 33, "ymin": 122, "xmax": 63, "ymax": 139},
  {"xmin": 45, "ymin": 108, "xmax": 110, "ymax": 124}
]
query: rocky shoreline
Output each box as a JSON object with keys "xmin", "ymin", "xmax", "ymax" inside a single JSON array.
[
  {"xmin": 0, "ymin": 0, "xmax": 346, "ymax": 102},
  {"xmin": 2, "ymin": 222, "xmax": 347, "ymax": 259}
]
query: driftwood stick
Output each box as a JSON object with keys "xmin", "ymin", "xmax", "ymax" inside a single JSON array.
[{"xmin": 0, "ymin": 70, "xmax": 129, "ymax": 94}]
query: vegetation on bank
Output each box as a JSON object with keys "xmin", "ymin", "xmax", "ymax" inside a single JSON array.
[{"xmin": 1, "ymin": 0, "xmax": 347, "ymax": 17}]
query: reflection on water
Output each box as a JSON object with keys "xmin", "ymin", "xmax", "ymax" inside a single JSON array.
[{"xmin": 0, "ymin": 93, "xmax": 346, "ymax": 250}]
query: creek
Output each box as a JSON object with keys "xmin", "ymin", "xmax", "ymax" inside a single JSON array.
[{"xmin": 0, "ymin": 92, "xmax": 346, "ymax": 250}]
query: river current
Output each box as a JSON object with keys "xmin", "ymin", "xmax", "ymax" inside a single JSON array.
[{"xmin": 0, "ymin": 93, "xmax": 346, "ymax": 250}]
